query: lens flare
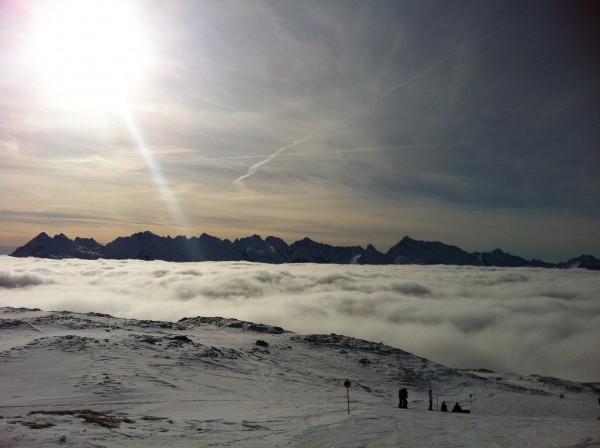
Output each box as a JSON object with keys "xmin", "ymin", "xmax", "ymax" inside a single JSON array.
[{"xmin": 120, "ymin": 108, "xmax": 189, "ymax": 232}]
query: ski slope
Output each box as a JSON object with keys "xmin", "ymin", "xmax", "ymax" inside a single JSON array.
[{"xmin": 1, "ymin": 307, "xmax": 598, "ymax": 447}]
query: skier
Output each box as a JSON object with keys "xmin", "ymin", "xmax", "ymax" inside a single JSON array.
[
  {"xmin": 440, "ymin": 401, "xmax": 448, "ymax": 412},
  {"xmin": 428, "ymin": 389, "xmax": 433, "ymax": 410}
]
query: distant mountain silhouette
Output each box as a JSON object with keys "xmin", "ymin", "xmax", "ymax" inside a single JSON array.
[
  {"xmin": 10, "ymin": 232, "xmax": 103, "ymax": 260},
  {"xmin": 10, "ymin": 231, "xmax": 599, "ymax": 270}
]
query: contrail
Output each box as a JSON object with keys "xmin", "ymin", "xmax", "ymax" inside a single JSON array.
[
  {"xmin": 199, "ymin": 137, "xmax": 515, "ymax": 164},
  {"xmin": 234, "ymin": 136, "xmax": 310, "ymax": 189},
  {"xmin": 381, "ymin": 52, "xmax": 455, "ymax": 97},
  {"xmin": 382, "ymin": 27, "xmax": 503, "ymax": 97}
]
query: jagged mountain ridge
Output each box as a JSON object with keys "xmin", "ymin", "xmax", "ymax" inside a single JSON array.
[{"xmin": 9, "ymin": 231, "xmax": 600, "ymax": 269}]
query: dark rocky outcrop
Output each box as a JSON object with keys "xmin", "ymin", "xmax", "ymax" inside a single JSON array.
[{"xmin": 9, "ymin": 232, "xmax": 599, "ymax": 270}]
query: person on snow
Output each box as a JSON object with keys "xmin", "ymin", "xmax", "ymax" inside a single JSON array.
[
  {"xmin": 452, "ymin": 402, "xmax": 462, "ymax": 413},
  {"xmin": 440, "ymin": 401, "xmax": 448, "ymax": 412},
  {"xmin": 429, "ymin": 389, "xmax": 433, "ymax": 410},
  {"xmin": 398, "ymin": 387, "xmax": 408, "ymax": 408}
]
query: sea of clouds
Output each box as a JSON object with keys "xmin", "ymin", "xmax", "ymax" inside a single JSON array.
[{"xmin": 1, "ymin": 256, "xmax": 598, "ymax": 382}]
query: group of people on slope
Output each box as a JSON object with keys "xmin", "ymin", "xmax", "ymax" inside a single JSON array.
[
  {"xmin": 440, "ymin": 401, "xmax": 469, "ymax": 413},
  {"xmin": 398, "ymin": 388, "xmax": 469, "ymax": 413}
]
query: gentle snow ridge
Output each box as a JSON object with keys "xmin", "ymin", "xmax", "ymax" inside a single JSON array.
[{"xmin": 1, "ymin": 307, "xmax": 598, "ymax": 447}]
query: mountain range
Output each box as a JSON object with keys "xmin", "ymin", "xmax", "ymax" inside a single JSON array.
[{"xmin": 10, "ymin": 231, "xmax": 599, "ymax": 270}]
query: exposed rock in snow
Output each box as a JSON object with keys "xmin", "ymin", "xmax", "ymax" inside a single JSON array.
[
  {"xmin": 558, "ymin": 254, "xmax": 600, "ymax": 270},
  {"xmin": 11, "ymin": 232, "xmax": 102, "ymax": 260},
  {"xmin": 387, "ymin": 236, "xmax": 480, "ymax": 265},
  {"xmin": 233, "ymin": 234, "xmax": 288, "ymax": 263}
]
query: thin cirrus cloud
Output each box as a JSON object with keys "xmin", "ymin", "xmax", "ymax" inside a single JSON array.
[
  {"xmin": 1, "ymin": 256, "xmax": 598, "ymax": 383},
  {"xmin": 0, "ymin": 1, "xmax": 598, "ymax": 261}
]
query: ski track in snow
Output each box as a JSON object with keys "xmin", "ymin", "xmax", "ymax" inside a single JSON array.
[{"xmin": 0, "ymin": 307, "xmax": 599, "ymax": 447}]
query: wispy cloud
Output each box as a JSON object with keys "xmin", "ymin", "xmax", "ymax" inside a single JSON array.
[
  {"xmin": 0, "ymin": 1, "xmax": 598, "ymax": 260},
  {"xmin": 233, "ymin": 137, "xmax": 310, "ymax": 189},
  {"xmin": 381, "ymin": 27, "xmax": 503, "ymax": 97}
]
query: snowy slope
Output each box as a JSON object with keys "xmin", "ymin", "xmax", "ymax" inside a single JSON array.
[{"xmin": 1, "ymin": 307, "xmax": 598, "ymax": 447}]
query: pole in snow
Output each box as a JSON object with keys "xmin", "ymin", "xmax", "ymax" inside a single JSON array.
[{"xmin": 344, "ymin": 379, "xmax": 351, "ymax": 415}]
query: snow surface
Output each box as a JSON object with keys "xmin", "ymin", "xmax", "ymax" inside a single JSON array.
[{"xmin": 0, "ymin": 307, "xmax": 599, "ymax": 447}]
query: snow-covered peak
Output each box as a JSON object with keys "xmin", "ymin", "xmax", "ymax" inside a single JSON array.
[
  {"xmin": 558, "ymin": 254, "xmax": 600, "ymax": 270},
  {"xmin": 11, "ymin": 232, "xmax": 101, "ymax": 259},
  {"xmin": 233, "ymin": 235, "xmax": 288, "ymax": 263},
  {"xmin": 386, "ymin": 236, "xmax": 479, "ymax": 265}
]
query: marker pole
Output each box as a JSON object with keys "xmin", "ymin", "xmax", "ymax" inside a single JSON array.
[
  {"xmin": 347, "ymin": 388, "xmax": 350, "ymax": 415},
  {"xmin": 344, "ymin": 379, "xmax": 351, "ymax": 415}
]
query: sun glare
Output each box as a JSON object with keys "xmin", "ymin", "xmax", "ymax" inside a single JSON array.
[{"xmin": 27, "ymin": 0, "xmax": 151, "ymax": 110}]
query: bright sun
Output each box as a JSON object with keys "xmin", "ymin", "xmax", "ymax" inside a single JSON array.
[{"xmin": 27, "ymin": 0, "xmax": 151, "ymax": 110}]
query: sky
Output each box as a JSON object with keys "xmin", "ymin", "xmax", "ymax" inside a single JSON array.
[
  {"xmin": 1, "ymin": 257, "xmax": 599, "ymax": 382},
  {"xmin": 0, "ymin": 0, "xmax": 598, "ymax": 261}
]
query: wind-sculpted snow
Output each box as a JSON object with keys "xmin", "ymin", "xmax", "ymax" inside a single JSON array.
[
  {"xmin": 296, "ymin": 333, "xmax": 417, "ymax": 359},
  {"xmin": 179, "ymin": 316, "xmax": 288, "ymax": 334},
  {"xmin": 0, "ymin": 308, "xmax": 598, "ymax": 447},
  {"xmin": 0, "ymin": 256, "xmax": 599, "ymax": 384},
  {"xmin": 0, "ymin": 319, "xmax": 41, "ymax": 332}
]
